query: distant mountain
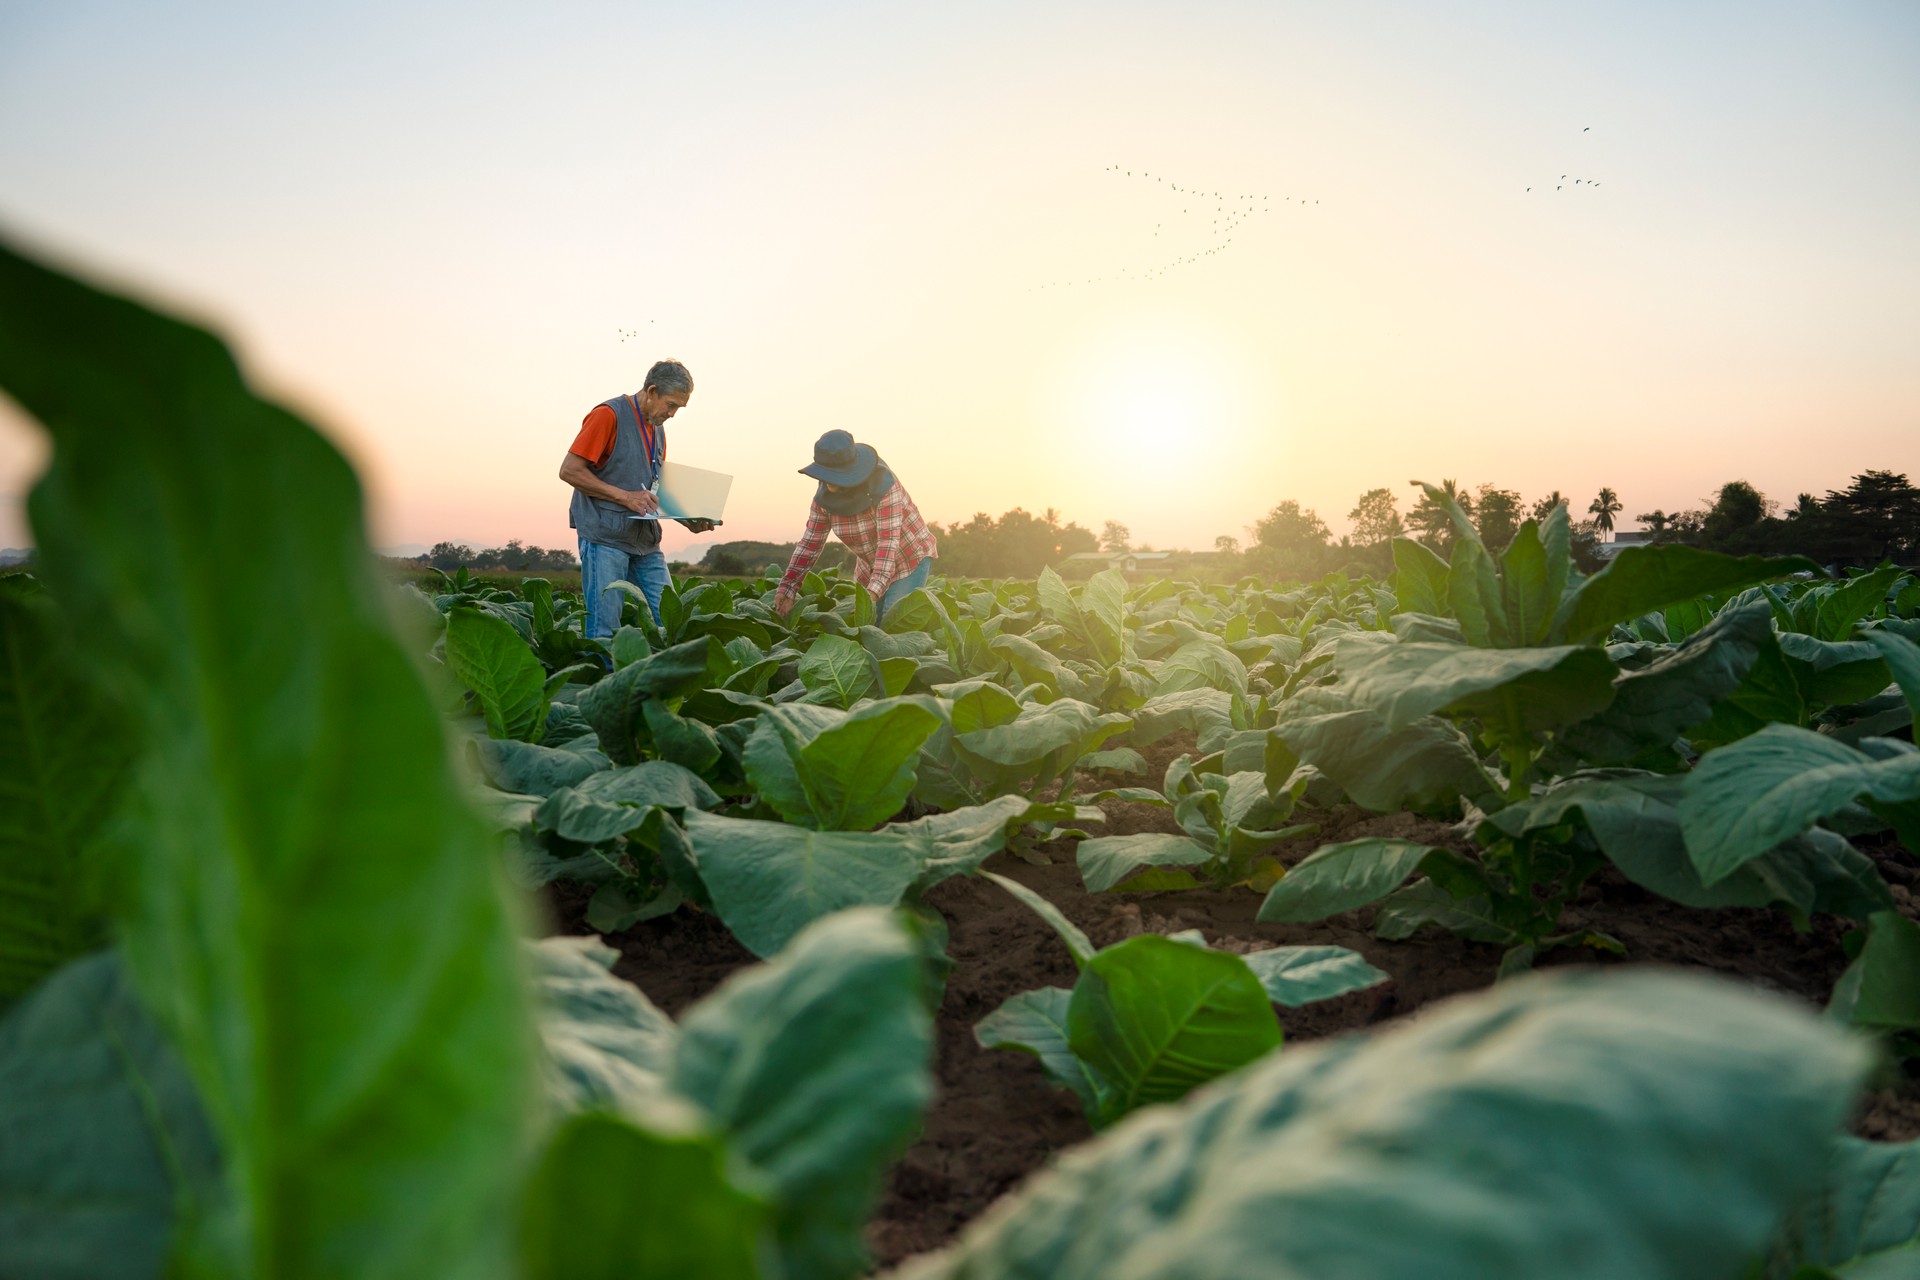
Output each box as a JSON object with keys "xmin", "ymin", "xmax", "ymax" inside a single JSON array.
[
  {"xmin": 0, "ymin": 547, "xmax": 31, "ymax": 567},
  {"xmin": 695, "ymin": 539, "xmax": 849, "ymax": 574}
]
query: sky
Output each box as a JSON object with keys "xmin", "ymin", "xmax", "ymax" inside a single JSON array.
[{"xmin": 2, "ymin": 0, "xmax": 1916, "ymax": 561}]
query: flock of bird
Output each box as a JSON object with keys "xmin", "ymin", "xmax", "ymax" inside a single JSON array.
[
  {"xmin": 1527, "ymin": 175, "xmax": 1601, "ymax": 192},
  {"xmin": 1529, "ymin": 127, "xmax": 1600, "ymax": 193},
  {"xmin": 615, "ymin": 324, "xmax": 655, "ymax": 343},
  {"xmin": 1032, "ymin": 127, "xmax": 1601, "ymax": 291},
  {"xmin": 1031, "ymin": 167, "xmax": 1320, "ymax": 290}
]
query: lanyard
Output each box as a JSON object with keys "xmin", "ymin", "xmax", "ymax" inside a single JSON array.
[{"xmin": 625, "ymin": 394, "xmax": 660, "ymax": 474}]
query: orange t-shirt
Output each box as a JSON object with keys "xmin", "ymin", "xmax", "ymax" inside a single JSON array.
[
  {"xmin": 567, "ymin": 399, "xmax": 660, "ymax": 470},
  {"xmin": 567, "ymin": 405, "xmax": 620, "ymax": 468}
]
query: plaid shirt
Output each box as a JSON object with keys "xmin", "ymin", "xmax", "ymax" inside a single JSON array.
[{"xmin": 779, "ymin": 482, "xmax": 939, "ymax": 600}]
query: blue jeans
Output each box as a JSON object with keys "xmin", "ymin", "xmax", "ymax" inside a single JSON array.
[
  {"xmin": 579, "ymin": 537, "xmax": 670, "ymax": 640},
  {"xmin": 878, "ymin": 558, "xmax": 932, "ymax": 622}
]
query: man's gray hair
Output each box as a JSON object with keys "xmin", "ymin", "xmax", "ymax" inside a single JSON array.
[{"xmin": 645, "ymin": 359, "xmax": 694, "ymax": 397}]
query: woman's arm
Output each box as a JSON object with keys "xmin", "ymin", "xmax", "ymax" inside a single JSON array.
[{"xmin": 775, "ymin": 503, "xmax": 833, "ymax": 612}]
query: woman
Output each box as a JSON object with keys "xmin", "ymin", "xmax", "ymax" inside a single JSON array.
[{"xmin": 774, "ymin": 430, "xmax": 938, "ymax": 621}]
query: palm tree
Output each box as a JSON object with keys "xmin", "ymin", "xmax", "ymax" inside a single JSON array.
[{"xmin": 1589, "ymin": 487, "xmax": 1623, "ymax": 541}]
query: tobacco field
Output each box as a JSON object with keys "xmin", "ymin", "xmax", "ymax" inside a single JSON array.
[{"xmin": 5, "ymin": 240, "xmax": 1920, "ymax": 1279}]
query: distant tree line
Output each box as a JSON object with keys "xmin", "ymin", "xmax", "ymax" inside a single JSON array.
[
  {"xmin": 1237, "ymin": 469, "xmax": 1919, "ymax": 582},
  {"xmin": 1635, "ymin": 470, "xmax": 1919, "ymax": 565},
  {"xmin": 927, "ymin": 508, "xmax": 1101, "ymax": 578},
  {"xmin": 418, "ymin": 540, "xmax": 580, "ymax": 572},
  {"xmin": 411, "ymin": 469, "xmax": 1916, "ymax": 585}
]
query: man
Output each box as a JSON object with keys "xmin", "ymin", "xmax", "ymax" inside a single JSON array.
[{"xmin": 558, "ymin": 358, "xmax": 714, "ymax": 638}]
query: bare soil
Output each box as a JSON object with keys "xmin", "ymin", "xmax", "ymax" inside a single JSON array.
[{"xmin": 543, "ymin": 729, "xmax": 1920, "ymax": 1271}]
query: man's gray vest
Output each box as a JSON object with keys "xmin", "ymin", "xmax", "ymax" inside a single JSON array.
[{"xmin": 569, "ymin": 394, "xmax": 667, "ymax": 555}]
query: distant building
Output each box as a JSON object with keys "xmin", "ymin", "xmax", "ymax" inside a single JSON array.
[
  {"xmin": 1061, "ymin": 550, "xmax": 1173, "ymax": 574},
  {"xmin": 1592, "ymin": 530, "xmax": 1653, "ymax": 560}
]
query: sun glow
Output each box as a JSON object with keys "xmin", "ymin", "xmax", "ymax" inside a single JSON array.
[{"xmin": 1045, "ymin": 322, "xmax": 1257, "ymax": 535}]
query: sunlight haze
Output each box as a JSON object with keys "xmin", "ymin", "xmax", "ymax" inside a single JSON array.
[{"xmin": 2, "ymin": 0, "xmax": 1915, "ymax": 560}]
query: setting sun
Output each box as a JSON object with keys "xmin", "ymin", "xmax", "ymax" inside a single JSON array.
[{"xmin": 1046, "ymin": 320, "xmax": 1259, "ymax": 523}]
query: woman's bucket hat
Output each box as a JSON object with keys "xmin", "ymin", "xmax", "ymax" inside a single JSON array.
[{"xmin": 799, "ymin": 429, "xmax": 879, "ymax": 486}]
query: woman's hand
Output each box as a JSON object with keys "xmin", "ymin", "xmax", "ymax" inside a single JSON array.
[{"xmin": 775, "ymin": 589, "xmax": 795, "ymax": 618}]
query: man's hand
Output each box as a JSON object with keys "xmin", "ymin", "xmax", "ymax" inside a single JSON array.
[
  {"xmin": 775, "ymin": 589, "xmax": 796, "ymax": 618},
  {"xmin": 618, "ymin": 488, "xmax": 659, "ymax": 516},
  {"xmin": 680, "ymin": 517, "xmax": 717, "ymax": 533}
]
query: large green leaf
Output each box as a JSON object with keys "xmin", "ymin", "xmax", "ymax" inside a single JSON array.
[
  {"xmin": 1760, "ymin": 1135, "xmax": 1920, "ymax": 1279},
  {"xmin": 932, "ymin": 677, "xmax": 1023, "ymax": 734},
  {"xmin": 1499, "ymin": 519, "xmax": 1554, "ymax": 647},
  {"xmin": 1129, "ymin": 687, "xmax": 1235, "ymax": 748},
  {"xmin": 446, "ymin": 605, "xmax": 549, "ymax": 741},
  {"xmin": 1778, "ymin": 632, "xmax": 1896, "ymax": 712},
  {"xmin": 0, "ymin": 592, "xmax": 132, "ymax": 1007},
  {"xmin": 1238, "ymin": 945, "xmax": 1389, "ymax": 1007},
  {"xmin": 680, "ymin": 811, "xmax": 927, "ymax": 957},
  {"xmin": 1556, "ymin": 601, "xmax": 1773, "ymax": 765},
  {"xmin": 1334, "ymin": 635, "xmax": 1618, "ymax": 735},
  {"xmin": 1828, "ymin": 911, "xmax": 1920, "ymax": 1035},
  {"xmin": 534, "ymin": 761, "xmax": 721, "ymax": 844},
  {"xmin": 1688, "ymin": 631, "xmax": 1808, "ymax": 748},
  {"xmin": 1080, "ymin": 570, "xmax": 1131, "ymax": 662},
  {"xmin": 1391, "ymin": 537, "xmax": 1450, "ymax": 616},
  {"xmin": 743, "ymin": 698, "xmax": 944, "ymax": 831},
  {"xmin": 1271, "ymin": 696, "xmax": 1499, "ymax": 813},
  {"xmin": 858, "ymin": 625, "xmax": 938, "ymax": 662},
  {"xmin": 1557, "ymin": 546, "xmax": 1819, "ymax": 644},
  {"xmin": 2, "ymin": 238, "xmax": 535, "ymax": 1277},
  {"xmin": 1447, "ymin": 534, "xmax": 1508, "ymax": 647},
  {"xmin": 798, "ymin": 633, "xmax": 880, "ymax": 708},
  {"xmin": 580, "ymin": 636, "xmax": 723, "ymax": 764},
  {"xmin": 1068, "ymin": 934, "xmax": 1282, "ymax": 1123},
  {"xmin": 1154, "ymin": 639, "xmax": 1249, "ymax": 697},
  {"xmin": 878, "ymin": 585, "xmax": 945, "ymax": 637},
  {"xmin": 1037, "ymin": 566, "xmax": 1126, "ymax": 665},
  {"xmin": 954, "ymin": 698, "xmax": 1131, "ymax": 773},
  {"xmin": 1812, "ymin": 563, "xmax": 1907, "ymax": 641},
  {"xmin": 641, "ymin": 699, "xmax": 724, "ymax": 774},
  {"xmin": 519, "ymin": 1112, "xmax": 769, "ymax": 1280},
  {"xmin": 988, "ymin": 631, "xmax": 1093, "ymax": 700},
  {"xmin": 1864, "ymin": 628, "xmax": 1920, "ymax": 722},
  {"xmin": 673, "ymin": 907, "xmax": 933, "ymax": 1280},
  {"xmin": 891, "ymin": 969, "xmax": 1870, "ymax": 1280},
  {"xmin": 529, "ymin": 936, "xmax": 680, "ymax": 1116},
  {"xmin": 529, "ymin": 914, "xmax": 933, "ymax": 1280},
  {"xmin": 1681, "ymin": 725, "xmax": 1920, "ymax": 885},
  {"xmin": 469, "ymin": 737, "xmax": 609, "ymax": 797},
  {"xmin": 1076, "ymin": 833, "xmax": 1212, "ymax": 892},
  {"xmin": 1537, "ymin": 501, "xmax": 1573, "ymax": 611},
  {"xmin": 1489, "ymin": 773, "xmax": 1890, "ymax": 919},
  {"xmin": 1257, "ymin": 838, "xmax": 1441, "ymax": 923},
  {"xmin": 895, "ymin": 796, "xmax": 1079, "ymax": 888},
  {"xmin": 976, "ymin": 985, "xmax": 1107, "ymax": 1115},
  {"xmin": 0, "ymin": 951, "xmax": 223, "ymax": 1280}
]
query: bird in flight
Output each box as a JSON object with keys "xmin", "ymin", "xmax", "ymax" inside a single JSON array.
[{"xmin": 1035, "ymin": 164, "xmax": 1292, "ymax": 289}]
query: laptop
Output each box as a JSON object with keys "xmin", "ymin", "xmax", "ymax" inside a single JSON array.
[{"xmin": 628, "ymin": 460, "xmax": 733, "ymax": 523}]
